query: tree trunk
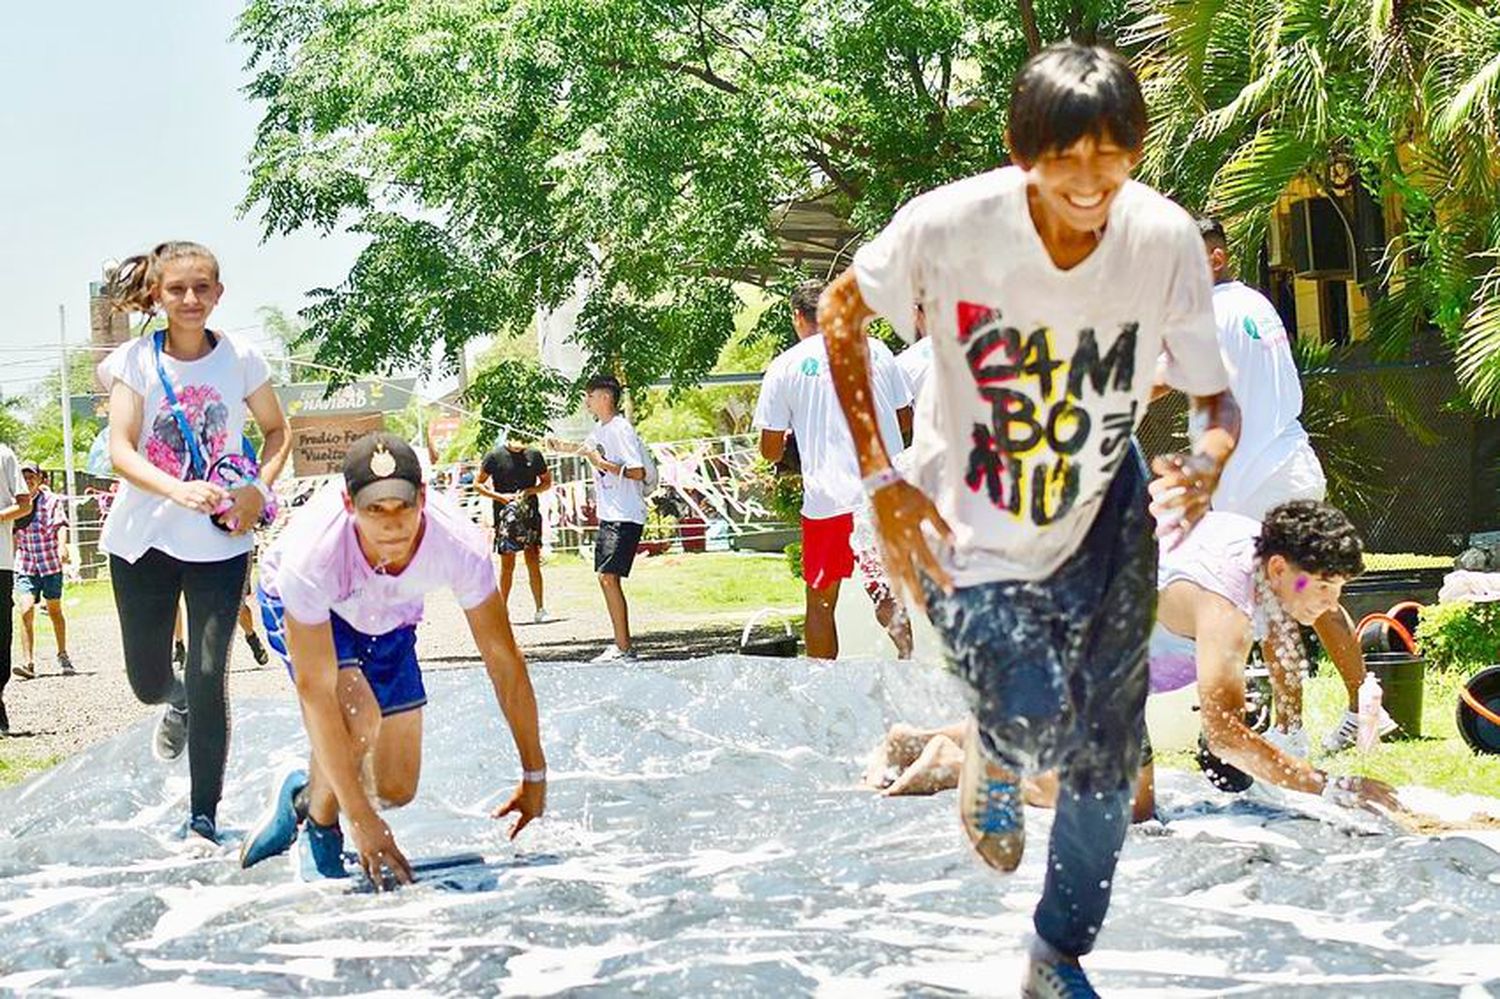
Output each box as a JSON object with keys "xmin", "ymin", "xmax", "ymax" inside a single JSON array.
[{"xmin": 1017, "ymin": 0, "xmax": 1043, "ymax": 56}]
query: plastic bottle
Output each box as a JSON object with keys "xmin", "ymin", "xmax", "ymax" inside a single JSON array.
[{"xmin": 1356, "ymin": 672, "xmax": 1384, "ymax": 752}]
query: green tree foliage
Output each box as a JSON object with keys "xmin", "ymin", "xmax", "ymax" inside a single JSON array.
[
  {"xmin": 0, "ymin": 398, "xmax": 27, "ymax": 451},
  {"xmin": 237, "ymin": 0, "xmax": 1119, "ymax": 390},
  {"xmin": 1132, "ymin": 0, "xmax": 1500, "ymax": 408},
  {"xmin": 15, "ymin": 351, "xmax": 102, "ymax": 470},
  {"xmin": 462, "ymin": 357, "xmax": 574, "ymax": 440}
]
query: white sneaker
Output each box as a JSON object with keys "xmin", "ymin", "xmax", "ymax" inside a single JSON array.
[
  {"xmin": 591, "ymin": 645, "xmax": 636, "ymax": 663},
  {"xmin": 1321, "ymin": 708, "xmax": 1399, "ymax": 753},
  {"xmin": 534, "ymin": 608, "xmax": 555, "ymax": 624},
  {"xmin": 1263, "ymin": 725, "xmax": 1310, "ymax": 759}
]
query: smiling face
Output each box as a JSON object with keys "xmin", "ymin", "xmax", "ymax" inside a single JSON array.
[
  {"xmin": 154, "ymin": 256, "xmax": 223, "ymax": 332},
  {"xmin": 22, "ymin": 469, "xmax": 41, "ymax": 495},
  {"xmin": 1017, "ymin": 133, "xmax": 1140, "ymax": 237},
  {"xmin": 1264, "ymin": 554, "xmax": 1347, "ymax": 625}
]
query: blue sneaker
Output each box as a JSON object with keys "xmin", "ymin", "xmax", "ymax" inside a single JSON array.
[
  {"xmin": 1024, "ymin": 957, "xmax": 1100, "ymax": 998},
  {"xmin": 178, "ymin": 813, "xmax": 219, "ymax": 845},
  {"xmin": 240, "ymin": 767, "xmax": 309, "ymax": 869},
  {"xmin": 297, "ymin": 818, "xmax": 349, "ymax": 880},
  {"xmin": 958, "ymin": 719, "xmax": 1026, "ymax": 872}
]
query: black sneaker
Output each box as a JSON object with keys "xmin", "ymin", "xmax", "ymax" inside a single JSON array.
[
  {"xmin": 13, "ymin": 662, "xmax": 35, "ymax": 681},
  {"xmin": 246, "ymin": 633, "xmax": 270, "ymax": 666},
  {"xmin": 154, "ymin": 704, "xmax": 189, "ymax": 762}
]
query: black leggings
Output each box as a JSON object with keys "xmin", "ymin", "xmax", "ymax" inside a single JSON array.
[{"xmin": 110, "ymin": 549, "xmax": 248, "ymax": 821}]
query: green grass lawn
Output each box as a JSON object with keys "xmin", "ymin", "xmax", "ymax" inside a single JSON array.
[
  {"xmin": 0, "ymin": 752, "xmax": 63, "ymax": 788},
  {"xmin": 1157, "ymin": 669, "xmax": 1500, "ymax": 799},
  {"xmin": 516, "ymin": 551, "xmax": 805, "ymax": 623}
]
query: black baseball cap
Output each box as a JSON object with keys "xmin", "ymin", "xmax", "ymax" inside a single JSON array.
[{"xmin": 342, "ymin": 432, "xmax": 423, "ymax": 509}]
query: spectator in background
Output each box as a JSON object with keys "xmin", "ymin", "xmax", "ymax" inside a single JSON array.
[
  {"xmin": 476, "ymin": 436, "xmax": 555, "ymax": 624},
  {"xmin": 582, "ymin": 374, "xmax": 648, "ymax": 662},
  {"xmin": 755, "ymin": 280, "xmax": 914, "ymax": 660},
  {"xmin": 0, "ymin": 442, "xmax": 33, "ymax": 733},
  {"xmin": 13, "ymin": 462, "xmax": 74, "ymax": 678},
  {"xmin": 896, "ymin": 304, "xmax": 934, "ymax": 403}
]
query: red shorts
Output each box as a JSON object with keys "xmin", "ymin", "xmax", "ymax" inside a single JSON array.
[{"xmin": 801, "ymin": 513, "xmax": 855, "ymax": 589}]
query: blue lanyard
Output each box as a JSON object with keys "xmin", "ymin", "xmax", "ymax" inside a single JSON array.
[{"xmin": 152, "ymin": 329, "xmax": 216, "ymax": 480}]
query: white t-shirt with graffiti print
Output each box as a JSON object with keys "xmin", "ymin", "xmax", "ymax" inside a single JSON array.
[{"xmin": 853, "ymin": 166, "xmax": 1229, "ymax": 585}]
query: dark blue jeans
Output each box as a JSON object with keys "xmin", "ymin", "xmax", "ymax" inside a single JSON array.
[{"xmin": 926, "ymin": 447, "xmax": 1156, "ymax": 957}]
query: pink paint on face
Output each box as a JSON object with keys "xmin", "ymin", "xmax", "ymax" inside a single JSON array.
[{"xmin": 1294, "ymin": 575, "xmax": 1310, "ymax": 593}]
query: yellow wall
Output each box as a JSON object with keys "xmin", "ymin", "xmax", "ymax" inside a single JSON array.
[
  {"xmin": 1294, "ymin": 278, "xmax": 1322, "ymax": 340},
  {"xmin": 1270, "ymin": 177, "xmax": 1378, "ymax": 344}
]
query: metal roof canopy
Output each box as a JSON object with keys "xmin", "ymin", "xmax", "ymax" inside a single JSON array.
[{"xmin": 769, "ymin": 191, "xmax": 861, "ymax": 281}]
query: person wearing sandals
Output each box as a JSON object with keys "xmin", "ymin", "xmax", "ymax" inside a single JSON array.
[
  {"xmin": 476, "ymin": 436, "xmax": 554, "ymax": 624},
  {"xmin": 98, "ymin": 242, "xmax": 290, "ymax": 845},
  {"xmin": 819, "ymin": 44, "xmax": 1241, "ymax": 998}
]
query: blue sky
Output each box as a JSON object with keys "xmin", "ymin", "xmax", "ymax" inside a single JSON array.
[{"xmin": 0, "ymin": 1, "xmax": 365, "ymax": 396}]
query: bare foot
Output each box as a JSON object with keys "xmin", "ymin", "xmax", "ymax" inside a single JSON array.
[
  {"xmin": 883, "ymin": 734, "xmax": 963, "ymax": 796},
  {"xmin": 862, "ymin": 723, "xmax": 934, "ymax": 789}
]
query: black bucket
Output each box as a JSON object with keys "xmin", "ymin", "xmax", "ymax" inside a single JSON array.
[
  {"xmin": 1457, "ymin": 665, "xmax": 1500, "ymax": 756},
  {"xmin": 1364, "ymin": 651, "xmax": 1425, "ymax": 739}
]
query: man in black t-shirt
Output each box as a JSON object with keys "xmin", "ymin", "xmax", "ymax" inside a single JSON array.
[{"xmin": 476, "ymin": 440, "xmax": 554, "ymax": 623}]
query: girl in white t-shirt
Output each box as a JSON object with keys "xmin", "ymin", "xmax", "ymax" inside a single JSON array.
[{"xmin": 98, "ymin": 242, "xmax": 291, "ymax": 844}]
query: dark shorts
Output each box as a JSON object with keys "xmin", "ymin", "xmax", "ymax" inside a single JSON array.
[
  {"xmin": 801, "ymin": 513, "xmax": 855, "ymax": 589},
  {"xmin": 924, "ymin": 445, "xmax": 1156, "ymax": 793},
  {"xmin": 258, "ymin": 588, "xmax": 428, "ymax": 717},
  {"xmin": 16, "ymin": 572, "xmax": 64, "ymax": 602},
  {"xmin": 494, "ymin": 495, "xmax": 543, "ymax": 554},
  {"xmin": 594, "ymin": 520, "xmax": 644, "ymax": 577}
]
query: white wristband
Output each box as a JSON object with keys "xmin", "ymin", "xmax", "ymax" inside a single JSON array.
[
  {"xmin": 861, "ymin": 467, "xmax": 903, "ymax": 495},
  {"xmin": 523, "ymin": 767, "xmax": 547, "ymax": 783},
  {"xmin": 252, "ymin": 480, "xmax": 274, "ymax": 506}
]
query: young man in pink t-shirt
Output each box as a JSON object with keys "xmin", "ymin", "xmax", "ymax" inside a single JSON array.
[{"xmin": 244, "ymin": 432, "xmax": 546, "ymax": 886}]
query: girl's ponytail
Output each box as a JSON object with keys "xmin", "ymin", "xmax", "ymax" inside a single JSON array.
[{"xmin": 105, "ymin": 241, "xmax": 220, "ymax": 318}]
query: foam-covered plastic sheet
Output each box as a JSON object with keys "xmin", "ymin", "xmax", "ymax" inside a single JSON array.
[{"xmin": 0, "ymin": 657, "xmax": 1497, "ymax": 996}]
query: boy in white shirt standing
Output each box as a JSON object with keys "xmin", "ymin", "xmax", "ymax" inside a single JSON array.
[
  {"xmin": 820, "ymin": 43, "xmax": 1240, "ymax": 997},
  {"xmin": 581, "ymin": 375, "xmax": 649, "ymax": 662},
  {"xmin": 754, "ymin": 281, "xmax": 915, "ymax": 659}
]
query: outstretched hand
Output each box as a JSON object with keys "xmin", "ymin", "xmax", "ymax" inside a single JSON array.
[
  {"xmin": 870, "ymin": 480, "xmax": 954, "ymax": 613},
  {"xmin": 493, "ymin": 780, "xmax": 546, "ymax": 840}
]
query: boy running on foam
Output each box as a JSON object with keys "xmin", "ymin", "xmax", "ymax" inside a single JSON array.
[
  {"xmin": 821, "ymin": 43, "xmax": 1240, "ymax": 998},
  {"xmin": 243, "ymin": 432, "xmax": 545, "ymax": 884}
]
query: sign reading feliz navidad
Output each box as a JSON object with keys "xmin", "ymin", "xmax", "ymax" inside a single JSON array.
[{"xmin": 274, "ymin": 379, "xmax": 418, "ymax": 417}]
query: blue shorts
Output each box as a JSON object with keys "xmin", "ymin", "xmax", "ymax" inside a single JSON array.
[
  {"xmin": 16, "ymin": 572, "xmax": 64, "ymax": 602},
  {"xmin": 257, "ymin": 588, "xmax": 427, "ymax": 717}
]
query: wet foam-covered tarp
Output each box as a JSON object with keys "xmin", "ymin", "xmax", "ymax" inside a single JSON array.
[{"xmin": 0, "ymin": 657, "xmax": 1497, "ymax": 996}]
